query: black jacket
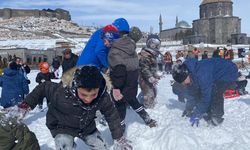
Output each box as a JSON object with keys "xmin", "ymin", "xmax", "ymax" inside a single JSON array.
[
  {"xmin": 35, "ymin": 72, "xmax": 56, "ymax": 84},
  {"xmin": 62, "ymin": 53, "xmax": 78, "ymax": 73},
  {"xmin": 24, "ymin": 79, "xmax": 123, "ymax": 140}
]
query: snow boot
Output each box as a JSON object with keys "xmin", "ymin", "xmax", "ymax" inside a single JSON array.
[
  {"xmin": 137, "ymin": 109, "xmax": 157, "ymax": 128},
  {"xmin": 210, "ymin": 117, "xmax": 224, "ymax": 126}
]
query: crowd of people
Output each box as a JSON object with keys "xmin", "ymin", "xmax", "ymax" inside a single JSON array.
[{"xmin": 0, "ymin": 17, "xmax": 249, "ymax": 150}]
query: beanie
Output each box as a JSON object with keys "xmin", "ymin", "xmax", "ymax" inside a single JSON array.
[
  {"xmin": 172, "ymin": 64, "xmax": 189, "ymax": 83},
  {"xmin": 74, "ymin": 66, "xmax": 103, "ymax": 89},
  {"xmin": 128, "ymin": 26, "xmax": 142, "ymax": 43}
]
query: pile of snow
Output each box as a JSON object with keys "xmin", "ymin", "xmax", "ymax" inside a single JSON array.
[{"xmin": 1, "ymin": 70, "xmax": 248, "ymax": 150}]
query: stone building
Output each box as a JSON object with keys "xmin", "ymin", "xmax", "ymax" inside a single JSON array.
[
  {"xmin": 0, "ymin": 8, "xmax": 71, "ymax": 21},
  {"xmin": 0, "ymin": 48, "xmax": 56, "ymax": 67},
  {"xmin": 184, "ymin": 0, "xmax": 249, "ymax": 44},
  {"xmin": 159, "ymin": 16, "xmax": 192, "ymax": 41}
]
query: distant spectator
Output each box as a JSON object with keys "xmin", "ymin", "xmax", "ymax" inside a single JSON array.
[
  {"xmin": 52, "ymin": 56, "xmax": 61, "ymax": 78},
  {"xmin": 176, "ymin": 51, "xmax": 184, "ymax": 60},
  {"xmin": 163, "ymin": 52, "xmax": 173, "ymax": 74},
  {"xmin": 202, "ymin": 51, "xmax": 208, "ymax": 59},
  {"xmin": 0, "ymin": 61, "xmax": 29, "ymax": 108},
  {"xmin": 15, "ymin": 57, "xmax": 30, "ymax": 85},
  {"xmin": 62, "ymin": 48, "xmax": 78, "ymax": 73},
  {"xmin": 192, "ymin": 48, "xmax": 200, "ymax": 60}
]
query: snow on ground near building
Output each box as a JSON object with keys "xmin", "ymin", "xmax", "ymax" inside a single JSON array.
[{"xmin": 2, "ymin": 70, "xmax": 248, "ymax": 150}]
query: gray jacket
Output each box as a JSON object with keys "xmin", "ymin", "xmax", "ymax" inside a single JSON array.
[{"xmin": 108, "ymin": 36, "xmax": 139, "ymax": 71}]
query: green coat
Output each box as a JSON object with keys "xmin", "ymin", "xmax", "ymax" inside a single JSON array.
[{"xmin": 0, "ymin": 113, "xmax": 40, "ymax": 150}]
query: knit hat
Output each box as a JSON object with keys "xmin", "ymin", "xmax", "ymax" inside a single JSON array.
[
  {"xmin": 172, "ymin": 64, "xmax": 189, "ymax": 83},
  {"xmin": 101, "ymin": 24, "xmax": 120, "ymax": 43},
  {"xmin": 73, "ymin": 66, "xmax": 103, "ymax": 89},
  {"xmin": 128, "ymin": 26, "xmax": 142, "ymax": 43}
]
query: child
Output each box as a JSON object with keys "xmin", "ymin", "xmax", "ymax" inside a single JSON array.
[
  {"xmin": 138, "ymin": 34, "xmax": 162, "ymax": 108},
  {"xmin": 0, "ymin": 61, "xmax": 29, "ymax": 108},
  {"xmin": 36, "ymin": 62, "xmax": 57, "ymax": 109},
  {"xmin": 9, "ymin": 66, "xmax": 132, "ymax": 150}
]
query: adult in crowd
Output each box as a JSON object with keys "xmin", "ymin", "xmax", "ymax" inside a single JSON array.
[{"xmin": 62, "ymin": 48, "xmax": 78, "ymax": 73}]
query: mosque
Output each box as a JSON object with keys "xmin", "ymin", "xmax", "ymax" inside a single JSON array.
[{"xmin": 159, "ymin": 0, "xmax": 250, "ymax": 45}]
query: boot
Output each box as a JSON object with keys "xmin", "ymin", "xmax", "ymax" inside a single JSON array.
[
  {"xmin": 211, "ymin": 117, "xmax": 224, "ymax": 126},
  {"xmin": 137, "ymin": 109, "xmax": 157, "ymax": 128}
]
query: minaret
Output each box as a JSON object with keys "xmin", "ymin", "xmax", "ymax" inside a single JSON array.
[
  {"xmin": 159, "ymin": 14, "xmax": 163, "ymax": 33},
  {"xmin": 175, "ymin": 16, "xmax": 178, "ymax": 27}
]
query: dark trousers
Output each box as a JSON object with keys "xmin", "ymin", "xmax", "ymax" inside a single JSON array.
[
  {"xmin": 209, "ymin": 81, "xmax": 234, "ymax": 118},
  {"xmin": 113, "ymin": 70, "xmax": 144, "ymax": 122}
]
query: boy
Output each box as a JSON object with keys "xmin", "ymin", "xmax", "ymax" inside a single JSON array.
[
  {"xmin": 172, "ymin": 58, "xmax": 238, "ymax": 126},
  {"xmin": 10, "ymin": 66, "xmax": 132, "ymax": 150}
]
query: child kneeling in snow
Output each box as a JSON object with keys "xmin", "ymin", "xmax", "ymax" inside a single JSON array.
[{"xmin": 7, "ymin": 66, "xmax": 132, "ymax": 150}]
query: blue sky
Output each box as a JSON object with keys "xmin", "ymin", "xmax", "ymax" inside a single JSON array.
[{"xmin": 0, "ymin": 0, "xmax": 249, "ymax": 35}]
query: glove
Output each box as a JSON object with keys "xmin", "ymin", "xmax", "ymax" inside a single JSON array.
[
  {"xmin": 146, "ymin": 119, "xmax": 157, "ymax": 128},
  {"xmin": 112, "ymin": 89, "xmax": 123, "ymax": 101},
  {"xmin": 41, "ymin": 79, "xmax": 46, "ymax": 83},
  {"xmin": 113, "ymin": 136, "xmax": 133, "ymax": 150},
  {"xmin": 190, "ymin": 114, "xmax": 200, "ymax": 127},
  {"xmin": 148, "ymin": 77, "xmax": 159, "ymax": 86}
]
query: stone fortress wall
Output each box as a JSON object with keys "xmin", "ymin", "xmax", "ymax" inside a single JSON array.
[{"xmin": 0, "ymin": 8, "xmax": 71, "ymax": 21}]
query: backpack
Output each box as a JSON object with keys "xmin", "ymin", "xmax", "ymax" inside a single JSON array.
[{"xmin": 0, "ymin": 113, "xmax": 40, "ymax": 150}]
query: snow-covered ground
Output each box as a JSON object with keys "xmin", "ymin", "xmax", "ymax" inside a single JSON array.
[{"xmin": 6, "ymin": 69, "xmax": 249, "ymax": 150}]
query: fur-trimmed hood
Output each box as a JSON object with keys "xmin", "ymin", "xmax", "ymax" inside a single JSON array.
[{"xmin": 61, "ymin": 67, "xmax": 112, "ymax": 93}]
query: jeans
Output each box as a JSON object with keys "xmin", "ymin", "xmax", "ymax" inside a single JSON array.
[{"xmin": 55, "ymin": 130, "xmax": 107, "ymax": 150}]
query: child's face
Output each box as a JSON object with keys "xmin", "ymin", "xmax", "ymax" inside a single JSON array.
[
  {"xmin": 77, "ymin": 88, "xmax": 99, "ymax": 104},
  {"xmin": 103, "ymin": 39, "xmax": 111, "ymax": 47}
]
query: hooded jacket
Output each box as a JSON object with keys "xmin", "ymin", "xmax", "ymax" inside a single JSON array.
[
  {"xmin": 77, "ymin": 29, "xmax": 110, "ymax": 70},
  {"xmin": 184, "ymin": 58, "xmax": 238, "ymax": 115},
  {"xmin": 108, "ymin": 35, "xmax": 139, "ymax": 89},
  {"xmin": 0, "ymin": 68, "xmax": 29, "ymax": 108},
  {"xmin": 108, "ymin": 35, "xmax": 139, "ymax": 71},
  {"xmin": 23, "ymin": 68, "xmax": 123, "ymax": 140}
]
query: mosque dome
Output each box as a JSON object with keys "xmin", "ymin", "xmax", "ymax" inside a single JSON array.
[
  {"xmin": 201, "ymin": 0, "xmax": 232, "ymax": 5},
  {"xmin": 176, "ymin": 20, "xmax": 191, "ymax": 28}
]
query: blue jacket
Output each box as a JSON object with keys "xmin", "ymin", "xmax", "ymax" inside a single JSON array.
[
  {"xmin": 184, "ymin": 58, "xmax": 238, "ymax": 115},
  {"xmin": 0, "ymin": 68, "xmax": 29, "ymax": 108},
  {"xmin": 77, "ymin": 29, "xmax": 110, "ymax": 70}
]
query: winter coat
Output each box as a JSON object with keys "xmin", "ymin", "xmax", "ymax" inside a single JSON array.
[
  {"xmin": 109, "ymin": 35, "xmax": 139, "ymax": 72},
  {"xmin": 138, "ymin": 47, "xmax": 159, "ymax": 83},
  {"xmin": 62, "ymin": 53, "xmax": 78, "ymax": 73},
  {"xmin": 23, "ymin": 69, "xmax": 123, "ymax": 140},
  {"xmin": 184, "ymin": 58, "xmax": 238, "ymax": 114},
  {"xmin": 108, "ymin": 35, "xmax": 139, "ymax": 89},
  {"xmin": 0, "ymin": 68, "xmax": 29, "ymax": 108},
  {"xmin": 0, "ymin": 113, "xmax": 40, "ymax": 150},
  {"xmin": 36, "ymin": 72, "xmax": 56, "ymax": 84},
  {"xmin": 77, "ymin": 29, "xmax": 110, "ymax": 70}
]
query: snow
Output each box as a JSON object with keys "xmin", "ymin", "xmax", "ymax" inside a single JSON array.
[{"xmin": 1, "ymin": 69, "xmax": 248, "ymax": 150}]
